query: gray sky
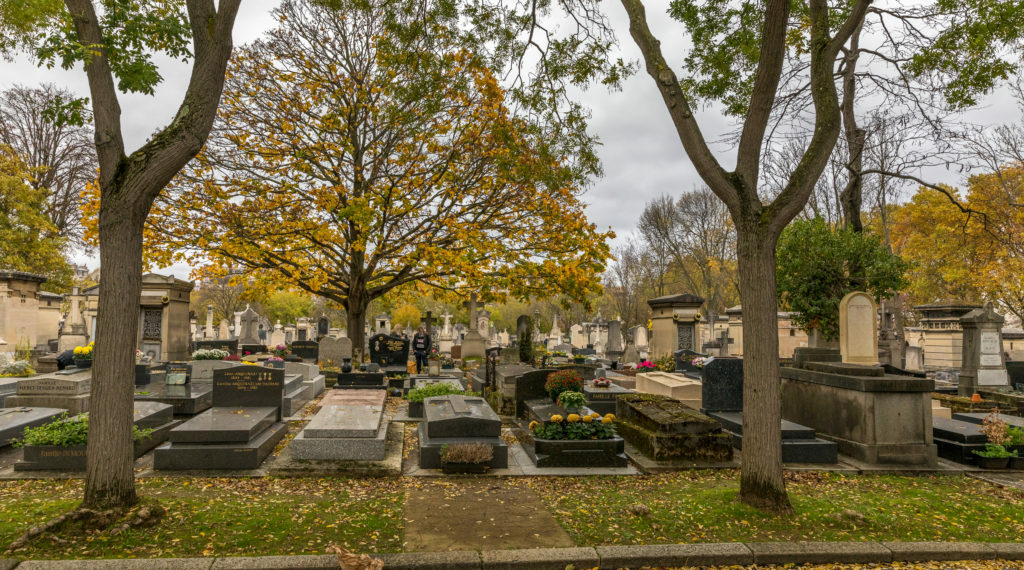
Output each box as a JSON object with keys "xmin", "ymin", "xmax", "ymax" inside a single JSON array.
[{"xmin": 0, "ymin": 2, "xmax": 1012, "ymax": 279}]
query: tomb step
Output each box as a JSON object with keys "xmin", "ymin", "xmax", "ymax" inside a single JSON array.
[
  {"xmin": 725, "ymin": 431, "xmax": 838, "ymax": 464},
  {"xmin": 305, "ymin": 404, "xmax": 382, "ymax": 439},
  {"xmin": 154, "ymin": 422, "xmax": 288, "ymax": 470},
  {"xmin": 934, "ymin": 436, "xmax": 986, "ymax": 466},
  {"xmin": 932, "ymin": 417, "xmax": 988, "ymax": 443},
  {"xmin": 169, "ymin": 407, "xmax": 278, "ymax": 444},
  {"xmin": 952, "ymin": 412, "xmax": 1024, "ymax": 428},
  {"xmin": 283, "ymin": 385, "xmax": 313, "ymax": 416},
  {"xmin": 708, "ymin": 412, "xmax": 817, "ymax": 440}
]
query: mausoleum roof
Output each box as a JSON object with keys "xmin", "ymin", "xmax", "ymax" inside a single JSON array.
[{"xmin": 647, "ymin": 293, "xmax": 705, "ymax": 308}]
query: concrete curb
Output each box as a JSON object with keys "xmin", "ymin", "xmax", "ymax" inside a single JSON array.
[{"xmin": 7, "ymin": 541, "xmax": 1024, "ymax": 569}]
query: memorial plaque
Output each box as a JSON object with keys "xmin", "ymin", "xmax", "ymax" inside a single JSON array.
[
  {"xmin": 212, "ymin": 367, "xmax": 284, "ymax": 415},
  {"xmin": 981, "ymin": 332, "xmax": 1000, "ymax": 354},
  {"xmin": 369, "ymin": 333, "xmax": 410, "ymax": 367},
  {"xmin": 194, "ymin": 339, "xmax": 238, "ymax": 354},
  {"xmin": 165, "ymin": 362, "xmax": 191, "ymax": 385},
  {"xmin": 290, "ymin": 340, "xmax": 319, "ymax": 361},
  {"xmin": 981, "ymin": 354, "xmax": 1002, "ymax": 366},
  {"xmin": 16, "ymin": 376, "xmax": 90, "ymax": 396}
]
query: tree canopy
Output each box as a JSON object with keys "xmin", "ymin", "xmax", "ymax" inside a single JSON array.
[{"xmin": 139, "ymin": 0, "xmax": 612, "ymax": 348}]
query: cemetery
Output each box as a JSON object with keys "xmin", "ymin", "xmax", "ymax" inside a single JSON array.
[{"xmin": 3, "ymin": 0, "xmax": 1024, "ymax": 565}]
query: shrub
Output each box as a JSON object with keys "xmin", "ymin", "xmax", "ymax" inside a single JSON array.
[
  {"xmin": 545, "ymin": 369, "xmax": 582, "ymax": 401},
  {"xmin": 1007, "ymin": 425, "xmax": 1024, "ymax": 447},
  {"xmin": 193, "ymin": 349, "xmax": 230, "ymax": 360},
  {"xmin": 13, "ymin": 413, "xmax": 153, "ymax": 448},
  {"xmin": 556, "ymin": 390, "xmax": 587, "ymax": 410},
  {"xmin": 0, "ymin": 360, "xmax": 36, "ymax": 377},
  {"xmin": 974, "ymin": 443, "xmax": 1018, "ymax": 458},
  {"xmin": 440, "ymin": 442, "xmax": 493, "ymax": 464},
  {"xmin": 407, "ymin": 383, "xmax": 478, "ymax": 403}
]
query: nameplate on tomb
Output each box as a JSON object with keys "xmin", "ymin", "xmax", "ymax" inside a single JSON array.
[{"xmin": 17, "ymin": 377, "xmax": 90, "ymax": 396}]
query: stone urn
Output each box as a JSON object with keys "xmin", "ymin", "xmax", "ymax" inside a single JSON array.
[{"xmin": 341, "ymin": 358, "xmax": 353, "ymax": 374}]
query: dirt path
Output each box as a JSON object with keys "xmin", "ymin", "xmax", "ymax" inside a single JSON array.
[{"xmin": 402, "ymin": 478, "xmax": 574, "ymax": 552}]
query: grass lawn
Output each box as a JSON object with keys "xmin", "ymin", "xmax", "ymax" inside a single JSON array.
[
  {"xmin": 0, "ymin": 472, "xmax": 1022, "ymax": 559},
  {"xmin": 0, "ymin": 477, "xmax": 404, "ymax": 559},
  {"xmin": 522, "ymin": 471, "xmax": 1024, "ymax": 545}
]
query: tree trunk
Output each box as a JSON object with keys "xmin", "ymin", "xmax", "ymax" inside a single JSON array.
[
  {"xmin": 82, "ymin": 195, "xmax": 144, "ymax": 509},
  {"xmin": 736, "ymin": 227, "xmax": 792, "ymax": 513},
  {"xmin": 345, "ymin": 291, "xmax": 369, "ymax": 363}
]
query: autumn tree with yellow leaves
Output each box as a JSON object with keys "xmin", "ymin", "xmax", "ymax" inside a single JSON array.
[
  {"xmin": 141, "ymin": 0, "xmax": 612, "ymax": 355},
  {"xmin": 890, "ymin": 165, "xmax": 1024, "ymax": 321}
]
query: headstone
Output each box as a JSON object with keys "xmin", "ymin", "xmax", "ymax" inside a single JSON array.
[
  {"xmin": 212, "ymin": 366, "xmax": 285, "ymax": 418},
  {"xmin": 319, "ymin": 336, "xmax": 352, "ymax": 367},
  {"xmin": 701, "ymin": 357, "xmax": 744, "ymax": 413},
  {"xmin": 570, "ymin": 324, "xmax": 586, "ymax": 349},
  {"xmin": 290, "ymin": 340, "xmax": 319, "ymax": 361},
  {"xmin": 606, "ymin": 320, "xmax": 624, "ymax": 357},
  {"xmin": 204, "ymin": 305, "xmax": 215, "ymax": 339},
  {"xmin": 516, "ymin": 315, "xmax": 531, "ymax": 339},
  {"xmin": 958, "ymin": 302, "xmax": 1009, "ymax": 396},
  {"xmin": 269, "ymin": 323, "xmax": 286, "ymax": 347},
  {"xmin": 218, "ymin": 319, "xmax": 231, "ymax": 340},
  {"xmin": 237, "ymin": 305, "xmax": 261, "ymax": 345},
  {"xmin": 674, "ymin": 349, "xmax": 707, "ymax": 372},
  {"xmin": 317, "ymin": 316, "xmax": 330, "ymax": 339},
  {"xmin": 165, "ymin": 362, "xmax": 191, "ymax": 385},
  {"xmin": 839, "ymin": 291, "xmax": 878, "ymax": 365},
  {"xmin": 369, "ymin": 333, "xmax": 410, "ymax": 369},
  {"xmin": 461, "ymin": 293, "xmax": 487, "ymax": 360},
  {"xmin": 417, "ymin": 394, "xmax": 509, "ymax": 469}
]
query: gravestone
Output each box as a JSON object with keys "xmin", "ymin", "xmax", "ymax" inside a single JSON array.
[
  {"xmin": 194, "ymin": 339, "xmax": 238, "ymax": 354},
  {"xmin": 417, "ymin": 395, "xmax": 508, "ymax": 469},
  {"xmin": 317, "ymin": 317, "xmax": 330, "ymax": 339},
  {"xmin": 165, "ymin": 362, "xmax": 191, "ymax": 385},
  {"xmin": 237, "ymin": 305, "xmax": 262, "ymax": 345},
  {"xmin": 701, "ymin": 357, "xmax": 744, "ymax": 413},
  {"xmin": 369, "ymin": 333, "xmax": 410, "ymax": 372},
  {"xmin": 674, "ymin": 349, "xmax": 707, "ymax": 373},
  {"xmin": 839, "ymin": 291, "xmax": 878, "ymax": 364},
  {"xmin": 606, "ymin": 320, "xmax": 624, "ymax": 359},
  {"xmin": 570, "ymin": 324, "xmax": 586, "ymax": 349},
  {"xmin": 153, "ymin": 366, "xmax": 288, "ymax": 470},
  {"xmin": 516, "ymin": 315, "xmax": 531, "ymax": 339},
  {"xmin": 135, "ymin": 382, "xmax": 213, "ymax": 416},
  {"xmin": 461, "ymin": 293, "xmax": 487, "ymax": 361},
  {"xmin": 958, "ymin": 301, "xmax": 1008, "ymax": 396},
  {"xmin": 319, "ymin": 336, "xmax": 352, "ymax": 367},
  {"xmin": 583, "ymin": 379, "xmax": 634, "ymax": 415},
  {"xmin": 290, "ymin": 340, "xmax": 319, "ymax": 362},
  {"xmin": 7, "ymin": 373, "xmax": 91, "ymax": 414}
]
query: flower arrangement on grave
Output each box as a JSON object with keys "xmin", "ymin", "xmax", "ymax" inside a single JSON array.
[
  {"xmin": 545, "ymin": 369, "xmax": 583, "ymax": 402},
  {"xmin": 73, "ymin": 342, "xmax": 94, "ymax": 360},
  {"xmin": 0, "ymin": 360, "xmax": 35, "ymax": 378},
  {"xmin": 428, "ymin": 347, "xmax": 441, "ymax": 361},
  {"xmin": 973, "ymin": 409, "xmax": 1020, "ymax": 466},
  {"xmin": 272, "ymin": 344, "xmax": 289, "ymax": 357},
  {"xmin": 636, "ymin": 360, "xmax": 655, "ymax": 372},
  {"xmin": 192, "ymin": 348, "xmax": 230, "ymax": 361},
  {"xmin": 556, "ymin": 390, "xmax": 587, "ymax": 413},
  {"xmin": 440, "ymin": 355, "xmax": 455, "ymax": 368},
  {"xmin": 691, "ymin": 357, "xmax": 707, "ymax": 369},
  {"xmin": 654, "ymin": 355, "xmax": 674, "ymax": 371},
  {"xmin": 223, "ymin": 353, "xmax": 241, "ymax": 362},
  {"xmin": 406, "ymin": 383, "xmax": 478, "ymax": 403},
  {"xmin": 551, "ymin": 350, "xmax": 568, "ymax": 358},
  {"xmin": 531, "ymin": 411, "xmax": 616, "ymax": 440},
  {"xmin": 593, "ymin": 377, "xmax": 611, "ymax": 388},
  {"xmin": 266, "ymin": 356, "xmax": 284, "ymax": 363}
]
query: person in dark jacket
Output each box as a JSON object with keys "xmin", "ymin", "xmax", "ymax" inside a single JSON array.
[{"xmin": 412, "ymin": 326, "xmax": 431, "ymax": 374}]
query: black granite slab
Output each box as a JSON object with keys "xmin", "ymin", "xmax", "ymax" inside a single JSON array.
[
  {"xmin": 524, "ymin": 435, "xmax": 628, "ymax": 468},
  {"xmin": 424, "ymin": 395, "xmax": 501, "ymax": 438},
  {"xmin": 0, "ymin": 407, "xmax": 65, "ymax": 446},
  {"xmin": 168, "ymin": 407, "xmax": 278, "ymax": 444},
  {"xmin": 701, "ymin": 358, "xmax": 744, "ymax": 413},
  {"xmin": 290, "ymin": 340, "xmax": 319, "ymax": 361},
  {"xmin": 952, "ymin": 412, "xmax": 1024, "ymax": 428},
  {"xmin": 674, "ymin": 349, "xmax": 707, "ymax": 373},
  {"xmin": 932, "ymin": 417, "xmax": 988, "ymax": 443},
  {"xmin": 369, "ymin": 334, "xmax": 409, "ymax": 368},
  {"xmin": 707, "ymin": 411, "xmax": 838, "ymax": 464},
  {"xmin": 333, "ymin": 372, "xmax": 386, "ymax": 389},
  {"xmin": 583, "ymin": 383, "xmax": 634, "ymax": 415},
  {"xmin": 213, "ymin": 367, "xmax": 284, "ymax": 419},
  {"xmin": 134, "ymin": 382, "xmax": 213, "ymax": 416},
  {"xmin": 416, "ymin": 424, "xmax": 509, "ymax": 470},
  {"xmin": 153, "ymin": 422, "xmax": 287, "ymax": 470}
]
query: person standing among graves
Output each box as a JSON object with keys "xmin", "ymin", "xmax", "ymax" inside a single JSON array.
[{"xmin": 413, "ymin": 326, "xmax": 431, "ymax": 374}]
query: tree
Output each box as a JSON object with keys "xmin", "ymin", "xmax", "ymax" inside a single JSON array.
[
  {"xmin": 259, "ymin": 290, "xmax": 314, "ymax": 327},
  {"xmin": 392, "ymin": 304, "xmax": 422, "ymax": 330},
  {"xmin": 638, "ymin": 187, "xmax": 738, "ymax": 321},
  {"xmin": 144, "ymin": 0, "xmax": 612, "ymax": 357},
  {"xmin": 614, "ymin": 0, "xmax": 870, "ymax": 511},
  {"xmin": 192, "ymin": 273, "xmax": 250, "ymax": 324},
  {"xmin": 1, "ymin": 0, "xmax": 241, "ymax": 509},
  {"xmin": 0, "ymin": 143, "xmax": 73, "ymax": 291},
  {"xmin": 0, "ymin": 83, "xmax": 97, "ymax": 250},
  {"xmin": 776, "ymin": 218, "xmax": 908, "ymax": 340}
]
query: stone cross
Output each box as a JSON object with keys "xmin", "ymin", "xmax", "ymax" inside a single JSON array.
[
  {"xmin": 421, "ymin": 311, "xmax": 438, "ymax": 335},
  {"xmin": 462, "ymin": 292, "xmax": 479, "ymax": 326}
]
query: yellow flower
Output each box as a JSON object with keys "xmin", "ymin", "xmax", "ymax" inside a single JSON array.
[
  {"xmin": 582, "ymin": 415, "xmax": 594, "ymax": 423},
  {"xmin": 590, "ymin": 412, "xmax": 601, "ymax": 419},
  {"xmin": 601, "ymin": 417, "xmax": 613, "ymax": 424},
  {"xmin": 73, "ymin": 347, "xmax": 82, "ymax": 355},
  {"xmin": 529, "ymin": 421, "xmax": 539, "ymax": 431},
  {"xmin": 604, "ymin": 413, "xmax": 616, "ymax": 421},
  {"xmin": 550, "ymin": 414, "xmax": 563, "ymax": 423},
  {"xmin": 567, "ymin": 414, "xmax": 581, "ymax": 423}
]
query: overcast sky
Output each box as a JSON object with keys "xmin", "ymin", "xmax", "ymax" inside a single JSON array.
[{"xmin": 0, "ymin": 2, "xmax": 1013, "ymax": 279}]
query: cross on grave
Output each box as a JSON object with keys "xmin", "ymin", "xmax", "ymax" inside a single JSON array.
[
  {"xmin": 462, "ymin": 292, "xmax": 482, "ymax": 326},
  {"xmin": 421, "ymin": 311, "xmax": 438, "ymax": 336}
]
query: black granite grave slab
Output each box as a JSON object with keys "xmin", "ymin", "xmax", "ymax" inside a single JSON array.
[
  {"xmin": 134, "ymin": 382, "xmax": 213, "ymax": 416},
  {"xmin": 290, "ymin": 340, "xmax": 319, "ymax": 361},
  {"xmin": 165, "ymin": 362, "xmax": 192, "ymax": 385},
  {"xmin": 701, "ymin": 358, "xmax": 744, "ymax": 413},
  {"xmin": 213, "ymin": 367, "xmax": 284, "ymax": 419},
  {"xmin": 933, "ymin": 417, "xmax": 988, "ymax": 443},
  {"xmin": 168, "ymin": 406, "xmax": 278, "ymax": 444},
  {"xmin": 333, "ymin": 372, "xmax": 386, "ymax": 389},
  {"xmin": 195, "ymin": 339, "xmax": 239, "ymax": 354},
  {"xmin": 708, "ymin": 411, "xmax": 838, "ymax": 463},
  {"xmin": 0, "ymin": 407, "xmax": 65, "ymax": 446},
  {"xmin": 369, "ymin": 334, "xmax": 410, "ymax": 368},
  {"xmin": 583, "ymin": 382, "xmax": 634, "ymax": 415},
  {"xmin": 952, "ymin": 412, "xmax": 1024, "ymax": 428},
  {"xmin": 1009, "ymin": 362, "xmax": 1024, "ymax": 391},
  {"xmin": 423, "ymin": 395, "xmax": 501, "ymax": 438},
  {"xmin": 523, "ymin": 435, "xmax": 628, "ymax": 468},
  {"xmin": 153, "ymin": 422, "xmax": 288, "ymax": 470},
  {"xmin": 674, "ymin": 349, "xmax": 707, "ymax": 373}
]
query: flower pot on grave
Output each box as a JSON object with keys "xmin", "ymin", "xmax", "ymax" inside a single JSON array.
[
  {"xmin": 977, "ymin": 456, "xmax": 1010, "ymax": 469},
  {"xmin": 441, "ymin": 462, "xmax": 488, "ymax": 474},
  {"xmin": 73, "ymin": 358, "xmax": 92, "ymax": 369}
]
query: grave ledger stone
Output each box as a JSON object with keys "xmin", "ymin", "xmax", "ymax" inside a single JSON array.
[
  {"xmin": 290, "ymin": 389, "xmax": 388, "ymax": 461},
  {"xmin": 153, "ymin": 366, "xmax": 288, "ymax": 470},
  {"xmin": 418, "ymin": 395, "xmax": 508, "ymax": 469},
  {"xmin": 6, "ymin": 373, "xmax": 91, "ymax": 414}
]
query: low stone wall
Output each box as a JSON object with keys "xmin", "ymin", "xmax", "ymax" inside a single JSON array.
[{"xmin": 781, "ymin": 364, "xmax": 937, "ymax": 466}]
